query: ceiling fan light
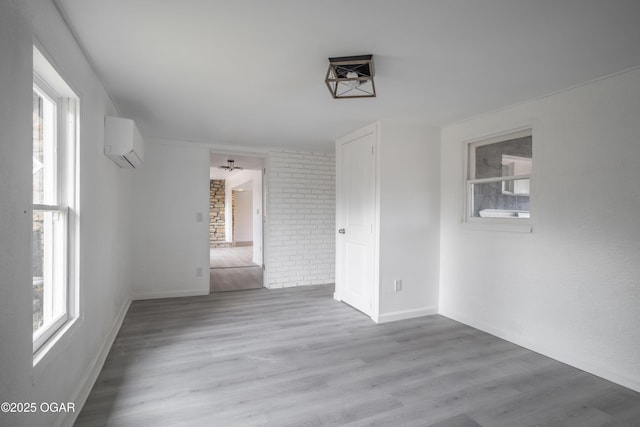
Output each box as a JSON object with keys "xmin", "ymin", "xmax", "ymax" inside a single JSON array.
[{"xmin": 218, "ymin": 159, "xmax": 243, "ymax": 171}]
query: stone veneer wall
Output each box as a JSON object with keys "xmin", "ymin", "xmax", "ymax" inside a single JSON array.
[{"xmin": 209, "ymin": 180, "xmax": 226, "ymax": 247}]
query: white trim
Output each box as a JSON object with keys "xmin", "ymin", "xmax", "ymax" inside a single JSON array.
[
  {"xmin": 208, "ymin": 148, "xmax": 268, "ymax": 288},
  {"xmin": 131, "ymin": 289, "xmax": 210, "ymax": 301},
  {"xmin": 374, "ymin": 306, "xmax": 438, "ymax": 324},
  {"xmin": 32, "ymin": 316, "xmax": 79, "ymax": 369},
  {"xmin": 462, "ymin": 219, "xmax": 533, "ymax": 233},
  {"xmin": 468, "ymin": 174, "xmax": 531, "ymax": 185},
  {"xmin": 33, "ymin": 45, "xmax": 79, "ymax": 100},
  {"xmin": 55, "ymin": 297, "xmax": 131, "ymax": 427},
  {"xmin": 462, "ymin": 126, "xmax": 534, "ymax": 229},
  {"xmin": 335, "ymin": 122, "xmax": 380, "ymax": 319},
  {"xmin": 466, "ymin": 127, "xmax": 532, "ymax": 149},
  {"xmin": 373, "ymin": 122, "xmax": 381, "ymax": 322},
  {"xmin": 440, "ymin": 309, "xmax": 640, "ymax": 393}
]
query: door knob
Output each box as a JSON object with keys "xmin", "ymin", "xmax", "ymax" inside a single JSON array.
[{"xmin": 338, "ymin": 228, "xmax": 346, "ymax": 234}]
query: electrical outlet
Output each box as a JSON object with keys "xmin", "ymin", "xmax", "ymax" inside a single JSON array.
[
  {"xmin": 394, "ymin": 279, "xmax": 402, "ymax": 292},
  {"xmin": 196, "ymin": 267, "xmax": 203, "ymax": 277}
]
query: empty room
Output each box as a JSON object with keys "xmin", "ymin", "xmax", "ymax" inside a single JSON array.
[{"xmin": 1, "ymin": 1, "xmax": 640, "ymax": 426}]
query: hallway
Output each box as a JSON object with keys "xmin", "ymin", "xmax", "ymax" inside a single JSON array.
[{"xmin": 210, "ymin": 245, "xmax": 263, "ymax": 292}]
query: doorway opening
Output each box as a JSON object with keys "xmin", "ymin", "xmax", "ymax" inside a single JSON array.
[{"xmin": 209, "ymin": 152, "xmax": 265, "ymax": 292}]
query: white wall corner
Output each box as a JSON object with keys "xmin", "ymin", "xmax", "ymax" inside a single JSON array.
[{"xmin": 440, "ymin": 308, "xmax": 640, "ymax": 393}]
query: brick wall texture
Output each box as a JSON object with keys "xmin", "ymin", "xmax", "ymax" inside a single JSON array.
[
  {"xmin": 209, "ymin": 179, "xmax": 226, "ymax": 247},
  {"xmin": 266, "ymin": 149, "xmax": 336, "ymax": 288}
]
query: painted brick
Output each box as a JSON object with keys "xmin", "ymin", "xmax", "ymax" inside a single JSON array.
[{"xmin": 266, "ymin": 149, "xmax": 335, "ymax": 289}]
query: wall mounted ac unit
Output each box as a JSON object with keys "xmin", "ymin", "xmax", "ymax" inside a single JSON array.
[{"xmin": 104, "ymin": 116, "xmax": 144, "ymax": 168}]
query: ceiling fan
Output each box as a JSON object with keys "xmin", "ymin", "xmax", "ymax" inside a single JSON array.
[{"xmin": 218, "ymin": 159, "xmax": 243, "ymax": 172}]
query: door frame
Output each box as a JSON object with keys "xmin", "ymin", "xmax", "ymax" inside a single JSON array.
[
  {"xmin": 334, "ymin": 122, "xmax": 381, "ymax": 321},
  {"xmin": 208, "ymin": 147, "xmax": 269, "ymax": 288}
]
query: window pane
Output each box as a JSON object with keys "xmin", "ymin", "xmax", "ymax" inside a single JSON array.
[
  {"xmin": 472, "ymin": 135, "xmax": 532, "ymax": 179},
  {"xmin": 471, "ymin": 179, "xmax": 531, "ymax": 218},
  {"xmin": 32, "ymin": 211, "xmax": 44, "ymax": 332},
  {"xmin": 33, "ymin": 210, "xmax": 67, "ymax": 336},
  {"xmin": 33, "ymin": 87, "xmax": 56, "ymax": 205}
]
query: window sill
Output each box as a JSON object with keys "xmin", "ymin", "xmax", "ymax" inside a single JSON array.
[
  {"xmin": 462, "ymin": 219, "xmax": 533, "ymax": 233},
  {"xmin": 33, "ymin": 316, "xmax": 79, "ymax": 371}
]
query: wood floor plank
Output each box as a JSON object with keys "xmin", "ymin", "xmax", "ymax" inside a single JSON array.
[
  {"xmin": 210, "ymin": 245, "xmax": 257, "ymax": 268},
  {"xmin": 210, "ymin": 245, "xmax": 263, "ymax": 292},
  {"xmin": 75, "ymin": 285, "xmax": 640, "ymax": 427},
  {"xmin": 210, "ymin": 266, "xmax": 263, "ymax": 292}
]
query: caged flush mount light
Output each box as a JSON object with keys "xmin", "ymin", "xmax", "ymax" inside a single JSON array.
[{"xmin": 325, "ymin": 54, "xmax": 376, "ymax": 99}]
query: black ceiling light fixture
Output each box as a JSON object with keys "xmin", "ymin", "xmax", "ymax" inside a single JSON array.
[
  {"xmin": 325, "ymin": 54, "xmax": 376, "ymax": 99},
  {"xmin": 218, "ymin": 160, "xmax": 243, "ymax": 172}
]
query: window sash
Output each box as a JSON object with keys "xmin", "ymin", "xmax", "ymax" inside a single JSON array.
[
  {"xmin": 33, "ymin": 84, "xmax": 58, "ymax": 206},
  {"xmin": 467, "ymin": 174, "xmax": 532, "ymax": 185},
  {"xmin": 464, "ymin": 129, "xmax": 533, "ymax": 222},
  {"xmin": 32, "ymin": 206, "xmax": 69, "ymax": 352},
  {"xmin": 33, "ymin": 45, "xmax": 80, "ymax": 360},
  {"xmin": 467, "ymin": 128, "xmax": 532, "ymax": 181}
]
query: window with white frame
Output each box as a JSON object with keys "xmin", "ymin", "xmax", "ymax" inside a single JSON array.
[
  {"xmin": 466, "ymin": 129, "xmax": 532, "ymax": 220},
  {"xmin": 32, "ymin": 46, "xmax": 79, "ymax": 354}
]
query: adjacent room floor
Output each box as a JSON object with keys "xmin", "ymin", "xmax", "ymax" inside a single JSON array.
[
  {"xmin": 210, "ymin": 244, "xmax": 263, "ymax": 292},
  {"xmin": 75, "ymin": 284, "xmax": 640, "ymax": 426}
]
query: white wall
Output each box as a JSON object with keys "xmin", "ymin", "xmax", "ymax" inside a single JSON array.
[
  {"xmin": 131, "ymin": 147, "xmax": 334, "ymax": 295},
  {"xmin": 233, "ymin": 190, "xmax": 253, "ymax": 242},
  {"xmin": 0, "ymin": 1, "xmax": 132, "ymax": 426},
  {"xmin": 223, "ymin": 169, "xmax": 263, "ymax": 253},
  {"xmin": 130, "ymin": 140, "xmax": 210, "ymax": 300},
  {"xmin": 440, "ymin": 67, "xmax": 640, "ymax": 392},
  {"xmin": 376, "ymin": 120, "xmax": 441, "ymax": 322},
  {"xmin": 0, "ymin": 3, "xmax": 34, "ymax": 424},
  {"xmin": 266, "ymin": 149, "xmax": 335, "ymax": 288}
]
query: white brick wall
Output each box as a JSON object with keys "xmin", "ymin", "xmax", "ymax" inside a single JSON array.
[{"xmin": 266, "ymin": 149, "xmax": 335, "ymax": 288}]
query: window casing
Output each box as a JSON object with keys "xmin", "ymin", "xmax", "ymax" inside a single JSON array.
[
  {"xmin": 465, "ymin": 129, "xmax": 532, "ymax": 223},
  {"xmin": 32, "ymin": 47, "xmax": 79, "ymax": 355}
]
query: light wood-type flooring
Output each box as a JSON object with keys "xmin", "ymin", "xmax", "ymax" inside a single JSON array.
[
  {"xmin": 210, "ymin": 245, "xmax": 263, "ymax": 292},
  {"xmin": 75, "ymin": 285, "xmax": 640, "ymax": 426}
]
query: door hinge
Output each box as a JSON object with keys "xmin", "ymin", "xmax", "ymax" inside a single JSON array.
[{"xmin": 263, "ymin": 168, "xmax": 266, "ymax": 175}]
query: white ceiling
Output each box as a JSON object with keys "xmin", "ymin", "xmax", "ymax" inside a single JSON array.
[{"xmin": 56, "ymin": 0, "xmax": 640, "ymax": 151}]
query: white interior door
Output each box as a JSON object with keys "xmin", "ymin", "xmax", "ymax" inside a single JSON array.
[{"xmin": 336, "ymin": 125, "xmax": 376, "ymax": 317}]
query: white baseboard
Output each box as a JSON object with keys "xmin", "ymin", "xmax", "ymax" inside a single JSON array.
[
  {"xmin": 440, "ymin": 308, "xmax": 640, "ymax": 394},
  {"xmin": 58, "ymin": 297, "xmax": 131, "ymax": 427},
  {"xmin": 131, "ymin": 288, "xmax": 209, "ymax": 300},
  {"xmin": 375, "ymin": 306, "xmax": 438, "ymax": 324}
]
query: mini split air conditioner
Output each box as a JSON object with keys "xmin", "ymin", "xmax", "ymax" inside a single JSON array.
[{"xmin": 104, "ymin": 116, "xmax": 144, "ymax": 168}]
